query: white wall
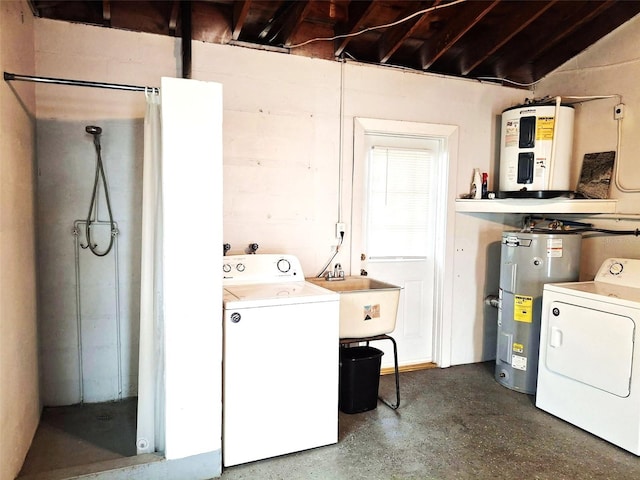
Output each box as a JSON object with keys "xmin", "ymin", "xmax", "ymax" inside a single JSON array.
[
  {"xmin": 0, "ymin": 2, "xmax": 39, "ymax": 480},
  {"xmin": 193, "ymin": 42, "xmax": 526, "ymax": 365},
  {"xmin": 535, "ymin": 14, "xmax": 640, "ymax": 278}
]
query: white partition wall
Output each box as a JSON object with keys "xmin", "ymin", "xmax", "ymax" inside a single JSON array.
[{"xmin": 160, "ymin": 77, "xmax": 222, "ymax": 465}]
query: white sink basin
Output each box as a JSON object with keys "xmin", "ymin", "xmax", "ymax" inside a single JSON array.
[{"xmin": 306, "ymin": 276, "xmax": 400, "ymax": 339}]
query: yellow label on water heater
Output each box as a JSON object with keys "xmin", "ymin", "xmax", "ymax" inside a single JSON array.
[
  {"xmin": 514, "ymin": 295, "xmax": 533, "ymax": 323},
  {"xmin": 536, "ymin": 116, "xmax": 555, "ymax": 140}
]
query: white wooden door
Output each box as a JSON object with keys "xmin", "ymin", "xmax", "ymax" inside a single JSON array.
[{"xmin": 354, "ymin": 133, "xmax": 444, "ymax": 368}]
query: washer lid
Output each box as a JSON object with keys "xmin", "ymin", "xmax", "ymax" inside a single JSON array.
[{"xmin": 223, "ymin": 281, "xmax": 339, "ymax": 308}]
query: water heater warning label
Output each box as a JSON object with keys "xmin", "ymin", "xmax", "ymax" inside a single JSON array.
[
  {"xmin": 547, "ymin": 238, "xmax": 563, "ymax": 257},
  {"xmin": 512, "ymin": 354, "xmax": 527, "ymax": 371},
  {"xmin": 504, "ymin": 120, "xmax": 519, "ymax": 147},
  {"xmin": 536, "ymin": 116, "xmax": 555, "ymax": 140},
  {"xmin": 514, "ymin": 295, "xmax": 533, "ymax": 323}
]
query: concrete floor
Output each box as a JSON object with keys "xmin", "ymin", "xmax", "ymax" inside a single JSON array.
[
  {"xmin": 222, "ymin": 363, "xmax": 640, "ymax": 480},
  {"xmin": 18, "ymin": 362, "xmax": 640, "ymax": 480}
]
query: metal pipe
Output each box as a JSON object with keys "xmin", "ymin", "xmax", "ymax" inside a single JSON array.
[
  {"xmin": 547, "ymin": 95, "xmax": 562, "ymax": 189},
  {"xmin": 4, "ymin": 71, "xmax": 158, "ymax": 93},
  {"xmin": 73, "ymin": 219, "xmax": 122, "ymax": 401},
  {"xmin": 72, "ymin": 223, "xmax": 85, "ymax": 404},
  {"xmin": 485, "ymin": 295, "xmax": 500, "ymax": 308},
  {"xmin": 114, "ymin": 230, "xmax": 123, "ymax": 400}
]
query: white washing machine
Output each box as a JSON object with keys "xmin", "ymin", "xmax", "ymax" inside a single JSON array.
[
  {"xmin": 222, "ymin": 254, "xmax": 339, "ymax": 467},
  {"xmin": 536, "ymin": 257, "xmax": 640, "ymax": 454}
]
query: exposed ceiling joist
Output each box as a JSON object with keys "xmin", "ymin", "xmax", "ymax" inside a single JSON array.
[
  {"xmin": 102, "ymin": 1, "xmax": 111, "ymax": 26},
  {"xmin": 379, "ymin": 1, "xmax": 441, "ymax": 65},
  {"xmin": 169, "ymin": 0, "xmax": 180, "ymax": 34},
  {"xmin": 420, "ymin": 0, "xmax": 500, "ymax": 70},
  {"xmin": 25, "ymin": 0, "xmax": 640, "ymax": 89},
  {"xmin": 232, "ymin": 0, "xmax": 252, "ymax": 41}
]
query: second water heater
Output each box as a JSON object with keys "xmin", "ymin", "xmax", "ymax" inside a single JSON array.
[{"xmin": 495, "ymin": 231, "xmax": 581, "ymax": 394}]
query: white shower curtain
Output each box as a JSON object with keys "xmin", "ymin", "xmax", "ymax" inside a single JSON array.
[{"xmin": 136, "ymin": 88, "xmax": 165, "ymax": 454}]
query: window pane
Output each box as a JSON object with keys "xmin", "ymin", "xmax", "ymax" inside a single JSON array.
[{"xmin": 367, "ymin": 146, "xmax": 433, "ymax": 258}]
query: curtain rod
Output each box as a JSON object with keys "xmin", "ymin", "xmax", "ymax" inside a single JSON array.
[{"xmin": 3, "ymin": 72, "xmax": 159, "ymax": 93}]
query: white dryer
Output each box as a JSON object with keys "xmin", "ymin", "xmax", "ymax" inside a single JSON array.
[{"xmin": 536, "ymin": 258, "xmax": 640, "ymax": 455}]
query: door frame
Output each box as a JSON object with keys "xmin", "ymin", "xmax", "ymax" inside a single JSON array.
[{"xmin": 351, "ymin": 118, "xmax": 458, "ymax": 368}]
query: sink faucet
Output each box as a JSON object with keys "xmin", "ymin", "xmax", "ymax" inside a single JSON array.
[
  {"xmin": 324, "ymin": 263, "xmax": 345, "ymax": 281},
  {"xmin": 334, "ymin": 263, "xmax": 343, "ymax": 278}
]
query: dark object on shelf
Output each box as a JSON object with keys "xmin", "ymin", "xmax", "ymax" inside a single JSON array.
[{"xmin": 576, "ymin": 151, "xmax": 615, "ymax": 199}]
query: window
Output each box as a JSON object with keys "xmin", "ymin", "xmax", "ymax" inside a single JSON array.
[{"xmin": 366, "ymin": 144, "xmax": 437, "ymax": 259}]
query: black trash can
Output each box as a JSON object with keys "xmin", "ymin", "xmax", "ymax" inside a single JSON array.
[{"xmin": 339, "ymin": 346, "xmax": 384, "ymax": 414}]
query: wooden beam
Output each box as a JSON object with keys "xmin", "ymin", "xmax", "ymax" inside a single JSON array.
[
  {"xmin": 26, "ymin": 0, "xmax": 39, "ymax": 17},
  {"xmin": 379, "ymin": 1, "xmax": 440, "ymax": 64},
  {"xmin": 461, "ymin": 0, "xmax": 558, "ymax": 76},
  {"xmin": 420, "ymin": 0, "xmax": 500, "ymax": 70},
  {"xmin": 169, "ymin": 0, "xmax": 180, "ymax": 34},
  {"xmin": 334, "ymin": 1, "xmax": 376, "ymax": 57},
  {"xmin": 499, "ymin": 0, "xmax": 616, "ymax": 82},
  {"xmin": 258, "ymin": 2, "xmax": 292, "ymax": 41},
  {"xmin": 278, "ymin": 1, "xmax": 314, "ymax": 47},
  {"xmin": 232, "ymin": 0, "xmax": 252, "ymax": 41},
  {"xmin": 181, "ymin": 1, "xmax": 192, "ymax": 79},
  {"xmin": 102, "ymin": 0, "xmax": 111, "ymax": 27}
]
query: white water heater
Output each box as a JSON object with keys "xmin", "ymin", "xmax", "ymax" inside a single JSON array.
[{"xmin": 499, "ymin": 102, "xmax": 575, "ymax": 198}]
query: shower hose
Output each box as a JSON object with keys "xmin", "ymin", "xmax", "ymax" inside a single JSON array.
[{"xmin": 85, "ymin": 126, "xmax": 116, "ymax": 256}]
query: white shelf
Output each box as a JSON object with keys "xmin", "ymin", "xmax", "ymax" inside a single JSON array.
[{"xmin": 455, "ymin": 198, "xmax": 618, "ymax": 214}]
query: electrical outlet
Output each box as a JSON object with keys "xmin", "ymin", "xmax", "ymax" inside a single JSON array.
[
  {"xmin": 614, "ymin": 103, "xmax": 625, "ymax": 120},
  {"xmin": 336, "ymin": 222, "xmax": 346, "ymax": 239}
]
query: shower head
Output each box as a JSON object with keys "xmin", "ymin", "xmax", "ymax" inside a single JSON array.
[{"xmin": 85, "ymin": 125, "xmax": 102, "ymax": 135}]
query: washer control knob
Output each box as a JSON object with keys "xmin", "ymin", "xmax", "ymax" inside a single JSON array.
[
  {"xmin": 552, "ymin": 307, "xmax": 560, "ymax": 316},
  {"xmin": 609, "ymin": 262, "xmax": 624, "ymax": 276},
  {"xmin": 236, "ymin": 263, "xmax": 245, "ymax": 272},
  {"xmin": 223, "ymin": 264, "xmax": 231, "ymax": 273},
  {"xmin": 230, "ymin": 312, "xmax": 241, "ymax": 323},
  {"xmin": 277, "ymin": 258, "xmax": 291, "ymax": 273}
]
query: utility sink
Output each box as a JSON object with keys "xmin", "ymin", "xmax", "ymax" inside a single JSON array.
[{"xmin": 306, "ymin": 276, "xmax": 401, "ymax": 339}]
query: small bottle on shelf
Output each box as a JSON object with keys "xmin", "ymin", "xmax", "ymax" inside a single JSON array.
[
  {"xmin": 472, "ymin": 169, "xmax": 482, "ymax": 199},
  {"xmin": 482, "ymin": 172, "xmax": 488, "ymax": 199}
]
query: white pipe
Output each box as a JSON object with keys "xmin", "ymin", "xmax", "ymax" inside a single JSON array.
[
  {"xmin": 547, "ymin": 96, "xmax": 562, "ymax": 190},
  {"xmin": 613, "ymin": 116, "xmax": 640, "ymax": 193},
  {"xmin": 338, "ymin": 57, "xmax": 345, "ymax": 223}
]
